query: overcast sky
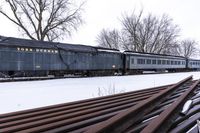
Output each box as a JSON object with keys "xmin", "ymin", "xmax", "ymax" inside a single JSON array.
[{"xmin": 0, "ymin": 0, "xmax": 200, "ymax": 46}]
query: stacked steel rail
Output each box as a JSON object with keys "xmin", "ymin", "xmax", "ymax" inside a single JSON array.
[{"xmin": 1, "ymin": 76, "xmax": 200, "ymax": 133}]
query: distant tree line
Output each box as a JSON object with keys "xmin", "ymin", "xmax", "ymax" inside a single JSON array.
[{"xmin": 96, "ymin": 10, "xmax": 198, "ymax": 58}]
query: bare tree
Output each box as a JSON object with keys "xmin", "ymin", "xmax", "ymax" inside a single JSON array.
[
  {"xmin": 121, "ymin": 10, "xmax": 143, "ymax": 51},
  {"xmin": 0, "ymin": 0, "xmax": 84, "ymax": 41},
  {"xmin": 121, "ymin": 10, "xmax": 180, "ymax": 54},
  {"xmin": 96, "ymin": 29, "xmax": 121, "ymax": 49},
  {"xmin": 180, "ymin": 39, "xmax": 197, "ymax": 58},
  {"xmin": 162, "ymin": 41, "xmax": 181, "ymax": 56}
]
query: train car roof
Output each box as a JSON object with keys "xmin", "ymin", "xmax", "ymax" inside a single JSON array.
[
  {"xmin": 0, "ymin": 36, "xmax": 121, "ymax": 53},
  {"xmin": 188, "ymin": 58, "xmax": 200, "ymax": 61},
  {"xmin": 124, "ymin": 51, "xmax": 186, "ymax": 59},
  {"xmin": 95, "ymin": 47, "xmax": 121, "ymax": 53},
  {"xmin": 0, "ymin": 36, "xmax": 97, "ymax": 52}
]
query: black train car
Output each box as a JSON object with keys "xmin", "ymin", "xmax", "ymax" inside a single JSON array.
[
  {"xmin": 87, "ymin": 48, "xmax": 124, "ymax": 75},
  {"xmin": 0, "ymin": 36, "xmax": 123, "ymax": 77},
  {"xmin": 0, "ymin": 36, "xmax": 61, "ymax": 77}
]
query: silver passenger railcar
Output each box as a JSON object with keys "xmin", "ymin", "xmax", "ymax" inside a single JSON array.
[
  {"xmin": 187, "ymin": 59, "xmax": 200, "ymax": 70},
  {"xmin": 124, "ymin": 51, "xmax": 186, "ymax": 73}
]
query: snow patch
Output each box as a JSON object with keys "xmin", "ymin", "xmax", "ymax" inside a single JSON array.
[{"xmin": 1, "ymin": 72, "xmax": 200, "ymax": 114}]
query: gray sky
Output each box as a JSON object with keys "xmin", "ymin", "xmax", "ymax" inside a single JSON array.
[{"xmin": 0, "ymin": 0, "xmax": 200, "ymax": 46}]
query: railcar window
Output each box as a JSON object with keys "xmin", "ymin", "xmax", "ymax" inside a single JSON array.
[
  {"xmin": 171, "ymin": 61, "xmax": 174, "ymax": 65},
  {"xmin": 131, "ymin": 58, "xmax": 134, "ymax": 64},
  {"xmin": 137, "ymin": 59, "xmax": 145, "ymax": 64},
  {"xmin": 158, "ymin": 60, "xmax": 161, "ymax": 65},
  {"xmin": 162, "ymin": 60, "xmax": 166, "ymax": 65},
  {"xmin": 167, "ymin": 60, "xmax": 170, "ymax": 65},
  {"xmin": 137, "ymin": 59, "xmax": 141, "ymax": 64},
  {"xmin": 147, "ymin": 59, "xmax": 151, "ymax": 64},
  {"xmin": 178, "ymin": 61, "xmax": 181, "ymax": 65},
  {"xmin": 152, "ymin": 60, "xmax": 156, "ymax": 64}
]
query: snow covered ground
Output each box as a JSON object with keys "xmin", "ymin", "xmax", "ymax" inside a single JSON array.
[{"xmin": 1, "ymin": 72, "xmax": 200, "ymax": 114}]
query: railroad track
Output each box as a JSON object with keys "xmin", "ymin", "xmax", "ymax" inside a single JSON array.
[
  {"xmin": 0, "ymin": 71, "xmax": 194, "ymax": 83},
  {"xmin": 0, "ymin": 75, "xmax": 82, "ymax": 82},
  {"xmin": 0, "ymin": 76, "xmax": 60, "ymax": 82},
  {"xmin": 1, "ymin": 76, "xmax": 200, "ymax": 133}
]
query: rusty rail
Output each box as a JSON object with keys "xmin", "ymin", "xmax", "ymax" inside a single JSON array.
[
  {"xmin": 1, "ymin": 76, "xmax": 200, "ymax": 133},
  {"xmin": 0, "ymin": 83, "xmax": 170, "ymax": 132},
  {"xmin": 141, "ymin": 79, "xmax": 200, "ymax": 133},
  {"xmin": 86, "ymin": 76, "xmax": 193, "ymax": 133}
]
